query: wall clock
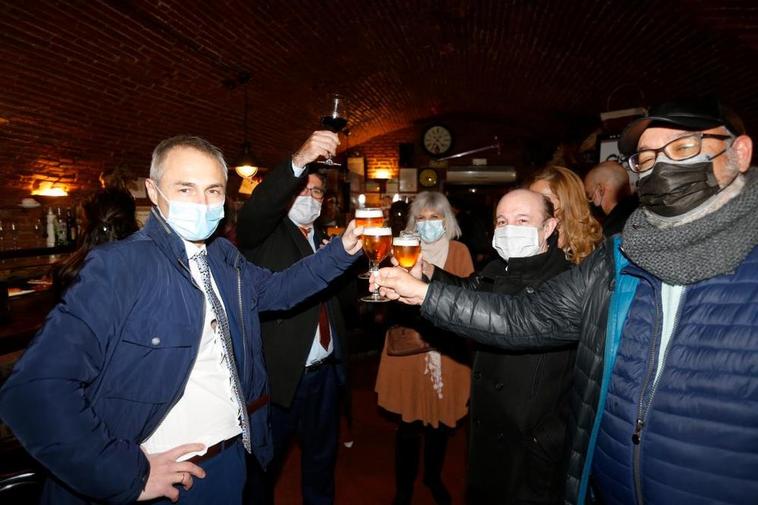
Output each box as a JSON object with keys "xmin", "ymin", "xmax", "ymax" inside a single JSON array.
[
  {"xmin": 422, "ymin": 125, "xmax": 453, "ymax": 156},
  {"xmin": 418, "ymin": 168, "xmax": 439, "ymax": 188}
]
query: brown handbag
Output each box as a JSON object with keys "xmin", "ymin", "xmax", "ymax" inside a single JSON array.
[{"xmin": 386, "ymin": 325, "xmax": 431, "ymax": 356}]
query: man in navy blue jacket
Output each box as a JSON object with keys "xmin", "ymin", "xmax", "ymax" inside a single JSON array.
[{"xmin": 0, "ymin": 133, "xmax": 363, "ymax": 505}]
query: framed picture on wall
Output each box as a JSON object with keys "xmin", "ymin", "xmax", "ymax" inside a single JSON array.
[
  {"xmin": 399, "ymin": 168, "xmax": 417, "ymax": 192},
  {"xmin": 347, "ymin": 156, "xmax": 365, "ymax": 176}
]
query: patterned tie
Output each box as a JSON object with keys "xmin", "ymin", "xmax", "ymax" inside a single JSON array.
[
  {"xmin": 192, "ymin": 250, "xmax": 251, "ymax": 452},
  {"xmin": 299, "ymin": 226, "xmax": 331, "ymax": 351}
]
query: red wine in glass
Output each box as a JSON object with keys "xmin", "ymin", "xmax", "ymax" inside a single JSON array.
[
  {"xmin": 320, "ymin": 115, "xmax": 347, "ymax": 133},
  {"xmin": 318, "ymin": 94, "xmax": 347, "ymax": 166}
]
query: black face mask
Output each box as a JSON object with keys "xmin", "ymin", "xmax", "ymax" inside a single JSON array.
[
  {"xmin": 589, "ymin": 202, "xmax": 606, "ymax": 221},
  {"xmin": 637, "ymin": 160, "xmax": 721, "ymax": 217}
]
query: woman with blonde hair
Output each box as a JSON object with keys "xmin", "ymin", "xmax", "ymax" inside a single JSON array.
[
  {"xmin": 529, "ymin": 165, "xmax": 603, "ymax": 264},
  {"xmin": 375, "ymin": 191, "xmax": 474, "ymax": 505}
]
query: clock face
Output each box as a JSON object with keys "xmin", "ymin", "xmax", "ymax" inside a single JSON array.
[
  {"xmin": 419, "ymin": 168, "xmax": 438, "ymax": 187},
  {"xmin": 422, "ymin": 125, "xmax": 453, "ymax": 155}
]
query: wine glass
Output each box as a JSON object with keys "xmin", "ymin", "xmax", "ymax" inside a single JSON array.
[
  {"xmin": 355, "ymin": 208, "xmax": 385, "ymax": 279},
  {"xmin": 318, "ymin": 93, "xmax": 347, "ymax": 166},
  {"xmin": 392, "ymin": 232, "xmax": 421, "ymax": 271},
  {"xmin": 360, "ymin": 227, "xmax": 392, "ymax": 303}
]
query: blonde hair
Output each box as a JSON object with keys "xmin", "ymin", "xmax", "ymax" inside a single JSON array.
[
  {"xmin": 531, "ymin": 165, "xmax": 602, "ymax": 264},
  {"xmin": 406, "ymin": 191, "xmax": 461, "ymax": 240}
]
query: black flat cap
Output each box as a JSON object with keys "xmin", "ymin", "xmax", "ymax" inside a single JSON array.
[{"xmin": 619, "ymin": 97, "xmax": 745, "ymax": 156}]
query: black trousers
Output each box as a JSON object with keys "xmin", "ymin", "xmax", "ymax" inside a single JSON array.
[{"xmin": 246, "ymin": 363, "xmax": 339, "ymax": 505}]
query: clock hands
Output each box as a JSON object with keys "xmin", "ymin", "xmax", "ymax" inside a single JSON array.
[{"xmin": 435, "ymin": 136, "xmax": 500, "ymax": 161}]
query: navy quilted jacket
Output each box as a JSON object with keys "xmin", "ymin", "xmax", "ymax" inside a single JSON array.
[{"xmin": 592, "ymin": 247, "xmax": 758, "ymax": 505}]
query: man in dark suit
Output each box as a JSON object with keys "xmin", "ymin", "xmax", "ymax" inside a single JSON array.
[{"xmin": 237, "ymin": 130, "xmax": 350, "ymax": 505}]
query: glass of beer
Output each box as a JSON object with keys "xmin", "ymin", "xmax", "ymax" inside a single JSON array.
[
  {"xmin": 355, "ymin": 208, "xmax": 385, "ymax": 228},
  {"xmin": 392, "ymin": 232, "xmax": 421, "ymax": 270},
  {"xmin": 360, "ymin": 227, "xmax": 392, "ymax": 303},
  {"xmin": 355, "ymin": 208, "xmax": 385, "ymax": 279}
]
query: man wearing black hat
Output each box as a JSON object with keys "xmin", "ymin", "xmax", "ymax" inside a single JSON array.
[{"xmin": 371, "ymin": 97, "xmax": 758, "ymax": 505}]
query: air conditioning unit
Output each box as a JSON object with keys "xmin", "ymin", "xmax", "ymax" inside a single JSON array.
[{"xmin": 445, "ymin": 166, "xmax": 517, "ymax": 185}]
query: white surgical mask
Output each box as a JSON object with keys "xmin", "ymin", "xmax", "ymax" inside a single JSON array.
[
  {"xmin": 416, "ymin": 219, "xmax": 446, "ymax": 243},
  {"xmin": 288, "ymin": 195, "xmax": 322, "ymax": 226},
  {"xmin": 154, "ymin": 185, "xmax": 225, "ymax": 242},
  {"xmin": 492, "ymin": 225, "xmax": 541, "ymax": 261}
]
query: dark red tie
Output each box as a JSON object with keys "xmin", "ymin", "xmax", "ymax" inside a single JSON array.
[
  {"xmin": 299, "ymin": 226, "xmax": 331, "ymax": 350},
  {"xmin": 318, "ymin": 303, "xmax": 331, "ymax": 351}
]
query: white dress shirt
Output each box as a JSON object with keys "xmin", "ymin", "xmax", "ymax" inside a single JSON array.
[
  {"xmin": 141, "ymin": 241, "xmax": 241, "ymax": 461},
  {"xmin": 290, "ymin": 161, "xmax": 333, "ymax": 366}
]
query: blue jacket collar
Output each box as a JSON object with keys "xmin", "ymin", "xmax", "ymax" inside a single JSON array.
[
  {"xmin": 143, "ymin": 207, "xmax": 243, "ymax": 270},
  {"xmin": 143, "ymin": 207, "xmax": 191, "ymax": 266}
]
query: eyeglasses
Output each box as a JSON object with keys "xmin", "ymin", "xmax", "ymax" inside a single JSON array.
[
  {"xmin": 303, "ymin": 186, "xmax": 325, "ymax": 200},
  {"xmin": 628, "ymin": 132, "xmax": 733, "ymax": 173}
]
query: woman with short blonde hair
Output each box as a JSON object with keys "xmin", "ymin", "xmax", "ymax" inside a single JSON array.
[
  {"xmin": 530, "ymin": 165, "xmax": 603, "ymax": 264},
  {"xmin": 405, "ymin": 191, "xmax": 461, "ymax": 240}
]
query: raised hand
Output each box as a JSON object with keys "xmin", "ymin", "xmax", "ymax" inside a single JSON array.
[
  {"xmin": 292, "ymin": 131, "xmax": 340, "ymax": 168},
  {"xmin": 138, "ymin": 443, "xmax": 206, "ymax": 503},
  {"xmin": 370, "ymin": 266, "xmax": 429, "ymax": 305}
]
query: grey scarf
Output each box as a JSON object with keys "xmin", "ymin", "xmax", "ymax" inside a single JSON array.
[{"xmin": 622, "ymin": 169, "xmax": 758, "ymax": 285}]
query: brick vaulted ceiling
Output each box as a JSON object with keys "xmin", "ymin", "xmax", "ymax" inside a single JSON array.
[{"xmin": 1, "ymin": 0, "xmax": 758, "ymax": 192}]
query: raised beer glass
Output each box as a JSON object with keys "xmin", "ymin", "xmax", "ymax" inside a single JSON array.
[
  {"xmin": 392, "ymin": 232, "xmax": 421, "ymax": 270},
  {"xmin": 355, "ymin": 208, "xmax": 385, "ymax": 279},
  {"xmin": 360, "ymin": 227, "xmax": 392, "ymax": 303}
]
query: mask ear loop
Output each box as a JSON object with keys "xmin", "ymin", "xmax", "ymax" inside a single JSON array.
[{"xmin": 705, "ymin": 136, "xmax": 736, "ymax": 162}]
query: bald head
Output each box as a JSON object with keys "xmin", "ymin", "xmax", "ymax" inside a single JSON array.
[
  {"xmin": 494, "ymin": 189, "xmax": 558, "ymax": 255},
  {"xmin": 496, "ymin": 189, "xmax": 553, "ymax": 223},
  {"xmin": 584, "ymin": 161, "xmax": 630, "ymax": 215}
]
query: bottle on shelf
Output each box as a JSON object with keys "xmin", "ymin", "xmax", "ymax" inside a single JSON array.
[
  {"xmin": 55, "ymin": 207, "xmax": 67, "ymax": 247},
  {"xmin": 46, "ymin": 208, "xmax": 56, "ymax": 248},
  {"xmin": 65, "ymin": 209, "xmax": 77, "ymax": 245}
]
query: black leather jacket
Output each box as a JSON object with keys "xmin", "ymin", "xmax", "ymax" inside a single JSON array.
[{"xmin": 420, "ymin": 239, "xmax": 617, "ymax": 505}]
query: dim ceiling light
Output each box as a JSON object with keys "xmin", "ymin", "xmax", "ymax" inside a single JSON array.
[
  {"xmin": 234, "ymin": 141, "xmax": 259, "ymax": 179},
  {"xmin": 232, "ymin": 71, "xmax": 264, "ymax": 181}
]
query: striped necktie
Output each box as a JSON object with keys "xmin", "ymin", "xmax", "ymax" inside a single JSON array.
[{"xmin": 192, "ymin": 250, "xmax": 251, "ymax": 452}]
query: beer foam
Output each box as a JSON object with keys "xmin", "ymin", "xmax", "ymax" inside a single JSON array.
[
  {"xmin": 363, "ymin": 227, "xmax": 392, "ymax": 235},
  {"xmin": 355, "ymin": 208, "xmax": 384, "ymax": 218},
  {"xmin": 393, "ymin": 238, "xmax": 419, "ymax": 246}
]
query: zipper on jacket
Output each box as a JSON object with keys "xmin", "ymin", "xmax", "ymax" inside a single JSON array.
[
  {"xmin": 236, "ymin": 263, "xmax": 248, "ymax": 382},
  {"xmin": 631, "ymin": 286, "xmax": 686, "ymax": 505}
]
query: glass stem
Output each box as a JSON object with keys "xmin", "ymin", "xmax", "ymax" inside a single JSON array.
[{"xmin": 369, "ymin": 262, "xmax": 379, "ymax": 296}]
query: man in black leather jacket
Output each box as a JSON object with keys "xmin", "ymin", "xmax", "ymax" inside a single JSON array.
[
  {"xmin": 430, "ymin": 189, "xmax": 575, "ymax": 504},
  {"xmin": 373, "ymin": 99, "xmax": 758, "ymax": 505}
]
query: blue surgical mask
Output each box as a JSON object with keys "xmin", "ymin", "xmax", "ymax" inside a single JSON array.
[
  {"xmin": 154, "ymin": 185, "xmax": 225, "ymax": 241},
  {"xmin": 416, "ymin": 219, "xmax": 446, "ymax": 243}
]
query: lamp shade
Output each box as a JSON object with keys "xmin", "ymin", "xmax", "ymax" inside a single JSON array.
[{"xmin": 234, "ymin": 141, "xmax": 259, "ymax": 178}]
